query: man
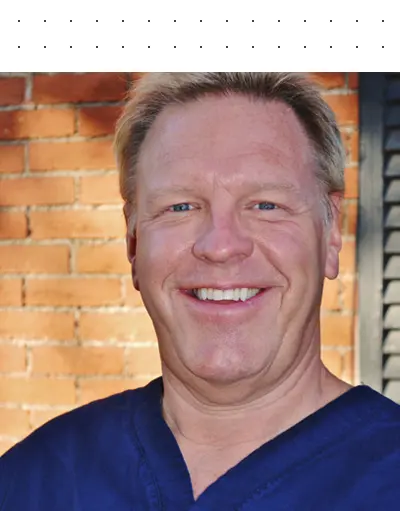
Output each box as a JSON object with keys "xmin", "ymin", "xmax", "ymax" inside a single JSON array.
[{"xmin": 1, "ymin": 72, "xmax": 399, "ymax": 510}]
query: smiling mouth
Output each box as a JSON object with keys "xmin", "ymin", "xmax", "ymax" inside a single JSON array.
[{"xmin": 188, "ymin": 287, "xmax": 265, "ymax": 303}]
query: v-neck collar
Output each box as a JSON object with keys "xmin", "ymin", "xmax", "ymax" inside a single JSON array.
[{"xmin": 130, "ymin": 378, "xmax": 387, "ymax": 510}]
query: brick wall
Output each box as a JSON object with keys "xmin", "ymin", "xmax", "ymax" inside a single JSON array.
[{"xmin": 0, "ymin": 72, "xmax": 359, "ymax": 454}]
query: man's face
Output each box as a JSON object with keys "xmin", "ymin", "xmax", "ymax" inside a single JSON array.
[{"xmin": 127, "ymin": 94, "xmax": 341, "ymax": 386}]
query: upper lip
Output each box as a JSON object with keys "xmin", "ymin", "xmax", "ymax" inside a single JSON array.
[{"xmin": 181, "ymin": 284, "xmax": 268, "ymax": 290}]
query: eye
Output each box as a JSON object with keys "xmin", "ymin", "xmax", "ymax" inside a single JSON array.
[
  {"xmin": 253, "ymin": 202, "xmax": 278, "ymax": 211},
  {"xmin": 167, "ymin": 203, "xmax": 194, "ymax": 213}
]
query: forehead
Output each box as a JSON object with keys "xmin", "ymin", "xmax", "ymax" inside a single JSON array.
[{"xmin": 137, "ymin": 94, "xmax": 316, "ymax": 192}]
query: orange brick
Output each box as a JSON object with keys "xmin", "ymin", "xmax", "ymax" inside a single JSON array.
[
  {"xmin": 0, "ymin": 145, "xmax": 25, "ymax": 173},
  {"xmin": 32, "ymin": 73, "xmax": 127, "ymax": 104},
  {"xmin": 76, "ymin": 243, "xmax": 129, "ymax": 273},
  {"xmin": 26, "ymin": 277, "xmax": 122, "ymax": 306},
  {"xmin": 32, "ymin": 346, "xmax": 124, "ymax": 375},
  {"xmin": 346, "ymin": 201, "xmax": 358, "ymax": 236},
  {"xmin": 125, "ymin": 346, "xmax": 161, "ymax": 375},
  {"xmin": 341, "ymin": 276, "xmax": 356, "ymax": 311},
  {"xmin": 0, "ymin": 77, "xmax": 25, "ymax": 106},
  {"xmin": 342, "ymin": 349, "xmax": 354, "ymax": 383},
  {"xmin": 0, "ymin": 376, "xmax": 75, "ymax": 405},
  {"xmin": 350, "ymin": 131, "xmax": 359, "ymax": 163},
  {"xmin": 0, "ymin": 245, "xmax": 69, "ymax": 273},
  {"xmin": 339, "ymin": 240, "xmax": 356, "ymax": 274},
  {"xmin": 0, "ymin": 279, "xmax": 22, "ymax": 305},
  {"xmin": 0, "ymin": 311, "xmax": 74, "ymax": 340},
  {"xmin": 30, "ymin": 209, "xmax": 125, "ymax": 239},
  {"xmin": 322, "ymin": 278, "xmax": 340, "ymax": 311},
  {"xmin": 29, "ymin": 140, "xmax": 115, "ymax": 171},
  {"xmin": 0, "ymin": 177, "xmax": 75, "ymax": 206},
  {"xmin": 309, "ymin": 73, "xmax": 346, "ymax": 90},
  {"xmin": 321, "ymin": 314, "xmax": 354, "ymax": 346},
  {"xmin": 0, "ymin": 408, "xmax": 30, "ymax": 436},
  {"xmin": 78, "ymin": 377, "xmax": 148, "ymax": 405},
  {"xmin": 78, "ymin": 106, "xmax": 123, "ymax": 136},
  {"xmin": 323, "ymin": 94, "xmax": 358, "ymax": 126},
  {"xmin": 0, "ymin": 211, "xmax": 27, "ymax": 239},
  {"xmin": 344, "ymin": 167, "xmax": 358, "ymax": 199},
  {"xmin": 30, "ymin": 408, "xmax": 69, "ymax": 429},
  {"xmin": 0, "ymin": 109, "xmax": 74, "ymax": 140},
  {"xmin": 79, "ymin": 174, "xmax": 121, "ymax": 204},
  {"xmin": 123, "ymin": 278, "xmax": 144, "ymax": 307},
  {"xmin": 348, "ymin": 73, "xmax": 359, "ymax": 90},
  {"xmin": 79, "ymin": 311, "xmax": 155, "ymax": 342},
  {"xmin": 321, "ymin": 349, "xmax": 342, "ymax": 377},
  {"xmin": 0, "ymin": 345, "xmax": 26, "ymax": 372},
  {"xmin": 341, "ymin": 131, "xmax": 359, "ymax": 165}
]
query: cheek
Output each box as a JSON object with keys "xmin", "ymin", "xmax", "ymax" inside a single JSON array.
[
  {"xmin": 265, "ymin": 220, "xmax": 315, "ymax": 255},
  {"xmin": 135, "ymin": 226, "xmax": 189, "ymax": 284},
  {"xmin": 259, "ymin": 221, "xmax": 323, "ymax": 282}
]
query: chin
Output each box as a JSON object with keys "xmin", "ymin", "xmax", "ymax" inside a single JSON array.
[{"xmin": 188, "ymin": 356, "xmax": 264, "ymax": 386}]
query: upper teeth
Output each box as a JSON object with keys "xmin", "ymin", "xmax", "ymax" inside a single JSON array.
[{"xmin": 193, "ymin": 288, "xmax": 261, "ymax": 302}]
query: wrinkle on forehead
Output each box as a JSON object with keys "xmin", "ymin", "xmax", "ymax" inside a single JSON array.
[{"xmin": 137, "ymin": 94, "xmax": 318, "ymax": 201}]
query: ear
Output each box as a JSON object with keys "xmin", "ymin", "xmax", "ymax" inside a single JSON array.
[
  {"xmin": 324, "ymin": 193, "xmax": 343, "ymax": 280},
  {"xmin": 123, "ymin": 203, "xmax": 140, "ymax": 291}
]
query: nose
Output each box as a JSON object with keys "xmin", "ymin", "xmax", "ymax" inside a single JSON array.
[{"xmin": 192, "ymin": 214, "xmax": 254, "ymax": 264}]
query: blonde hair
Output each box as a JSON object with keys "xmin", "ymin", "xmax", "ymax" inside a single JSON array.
[{"xmin": 114, "ymin": 73, "xmax": 345, "ymax": 220}]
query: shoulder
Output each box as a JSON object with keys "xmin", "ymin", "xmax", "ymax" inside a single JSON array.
[{"xmin": 0, "ymin": 379, "xmax": 161, "ymax": 510}]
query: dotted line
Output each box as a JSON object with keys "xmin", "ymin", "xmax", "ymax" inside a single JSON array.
[
  {"xmin": 15, "ymin": 45, "xmax": 387, "ymax": 49},
  {"xmin": 14, "ymin": 19, "xmax": 387, "ymax": 23}
]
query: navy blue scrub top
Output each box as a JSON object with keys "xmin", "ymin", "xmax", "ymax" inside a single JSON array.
[{"xmin": 1, "ymin": 377, "xmax": 400, "ymax": 510}]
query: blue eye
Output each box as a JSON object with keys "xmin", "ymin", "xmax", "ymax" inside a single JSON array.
[
  {"xmin": 169, "ymin": 203, "xmax": 193, "ymax": 213},
  {"xmin": 254, "ymin": 202, "xmax": 277, "ymax": 210}
]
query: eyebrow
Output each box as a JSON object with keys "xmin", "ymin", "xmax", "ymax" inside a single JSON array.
[
  {"xmin": 146, "ymin": 185, "xmax": 198, "ymax": 205},
  {"xmin": 145, "ymin": 181, "xmax": 302, "ymax": 206}
]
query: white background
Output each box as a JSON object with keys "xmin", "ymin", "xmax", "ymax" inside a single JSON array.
[{"xmin": 0, "ymin": 0, "xmax": 398, "ymax": 71}]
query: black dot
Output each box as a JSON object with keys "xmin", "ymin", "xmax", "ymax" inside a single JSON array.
[
  {"xmin": 18, "ymin": 20, "xmax": 20, "ymax": 22},
  {"xmin": 122, "ymin": 20, "xmax": 124, "ymax": 22},
  {"xmin": 200, "ymin": 45, "xmax": 202, "ymax": 48},
  {"xmin": 96, "ymin": 20, "xmax": 98, "ymax": 22},
  {"xmin": 226, "ymin": 45, "xmax": 228, "ymax": 48},
  {"xmin": 382, "ymin": 20, "xmax": 385, "ymax": 22},
  {"xmin": 44, "ymin": 20, "xmax": 46, "ymax": 22},
  {"xmin": 278, "ymin": 20, "xmax": 280, "ymax": 22},
  {"xmin": 96, "ymin": 45, "xmax": 98, "ymax": 48},
  {"xmin": 330, "ymin": 45, "xmax": 332, "ymax": 48},
  {"xmin": 356, "ymin": 45, "xmax": 358, "ymax": 48},
  {"xmin": 122, "ymin": 45, "xmax": 124, "ymax": 48},
  {"xmin": 200, "ymin": 20, "xmax": 202, "ymax": 22},
  {"xmin": 330, "ymin": 20, "xmax": 332, "ymax": 22},
  {"xmin": 226, "ymin": 20, "xmax": 228, "ymax": 22},
  {"xmin": 252, "ymin": 20, "xmax": 254, "ymax": 22},
  {"xmin": 70, "ymin": 20, "xmax": 72, "ymax": 22},
  {"xmin": 70, "ymin": 45, "xmax": 72, "ymax": 48},
  {"xmin": 382, "ymin": 45, "xmax": 385, "ymax": 48},
  {"xmin": 174, "ymin": 20, "xmax": 176, "ymax": 22},
  {"xmin": 278, "ymin": 45, "xmax": 280, "ymax": 48},
  {"xmin": 148, "ymin": 20, "xmax": 150, "ymax": 22},
  {"xmin": 44, "ymin": 45, "xmax": 46, "ymax": 48},
  {"xmin": 174, "ymin": 45, "xmax": 176, "ymax": 48},
  {"xmin": 356, "ymin": 20, "xmax": 358, "ymax": 22},
  {"xmin": 304, "ymin": 45, "xmax": 306, "ymax": 48},
  {"xmin": 148, "ymin": 45, "xmax": 150, "ymax": 48},
  {"xmin": 304, "ymin": 20, "xmax": 306, "ymax": 22},
  {"xmin": 18, "ymin": 45, "xmax": 20, "ymax": 48},
  {"xmin": 252, "ymin": 45, "xmax": 254, "ymax": 48}
]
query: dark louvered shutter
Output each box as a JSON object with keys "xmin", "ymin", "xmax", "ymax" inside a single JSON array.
[{"xmin": 359, "ymin": 73, "xmax": 400, "ymax": 402}]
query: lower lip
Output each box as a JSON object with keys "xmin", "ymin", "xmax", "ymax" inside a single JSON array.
[{"xmin": 179, "ymin": 289, "xmax": 270, "ymax": 316}]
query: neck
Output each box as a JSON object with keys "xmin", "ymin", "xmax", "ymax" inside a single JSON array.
[{"xmin": 161, "ymin": 352, "xmax": 351, "ymax": 449}]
